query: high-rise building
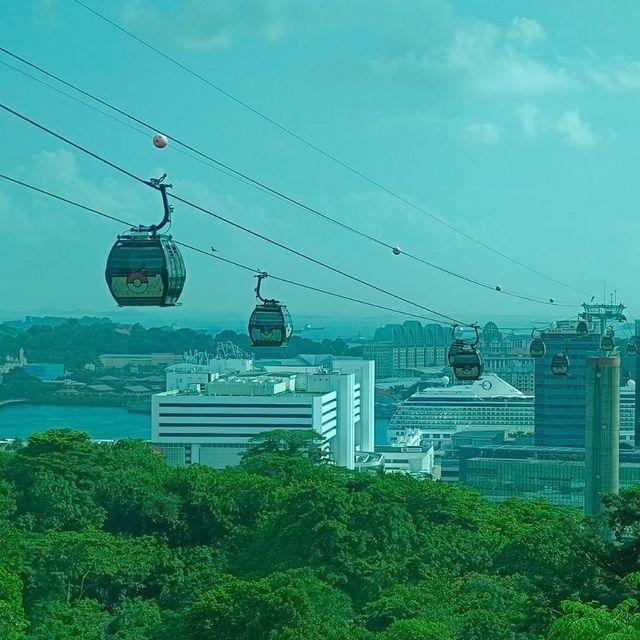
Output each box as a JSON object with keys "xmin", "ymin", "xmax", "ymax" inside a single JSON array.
[
  {"xmin": 584, "ymin": 355, "xmax": 620, "ymax": 517},
  {"xmin": 534, "ymin": 321, "xmax": 601, "ymax": 448},
  {"xmin": 635, "ymin": 319, "xmax": 640, "ymax": 446}
]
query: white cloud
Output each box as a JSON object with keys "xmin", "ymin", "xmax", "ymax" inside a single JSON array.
[
  {"xmin": 27, "ymin": 149, "xmax": 144, "ymax": 218},
  {"xmin": 515, "ymin": 105, "xmax": 599, "ymax": 149},
  {"xmin": 515, "ymin": 104, "xmax": 539, "ymax": 139},
  {"xmin": 587, "ymin": 58, "xmax": 640, "ymax": 91},
  {"xmin": 123, "ymin": 0, "xmax": 298, "ymax": 51},
  {"xmin": 446, "ymin": 21, "xmax": 499, "ymax": 69},
  {"xmin": 507, "ymin": 18, "xmax": 545, "ymax": 47},
  {"xmin": 553, "ymin": 109, "xmax": 599, "ymax": 149},
  {"xmin": 474, "ymin": 55, "xmax": 574, "ymax": 96},
  {"xmin": 464, "ymin": 122, "xmax": 502, "ymax": 144},
  {"xmin": 372, "ymin": 15, "xmax": 575, "ymax": 97}
]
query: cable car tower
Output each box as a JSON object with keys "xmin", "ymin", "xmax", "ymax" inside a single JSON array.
[{"xmin": 580, "ymin": 301, "xmax": 626, "ymax": 336}]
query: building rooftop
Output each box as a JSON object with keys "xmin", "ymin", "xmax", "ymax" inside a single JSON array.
[{"xmin": 452, "ymin": 429, "xmax": 507, "ymax": 439}]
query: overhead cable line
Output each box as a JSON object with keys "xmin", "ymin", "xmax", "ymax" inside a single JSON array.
[
  {"xmin": 70, "ymin": 0, "xmax": 592, "ymax": 298},
  {"xmin": 0, "ymin": 103, "xmax": 467, "ymax": 326},
  {"xmin": 0, "ymin": 58, "xmax": 282, "ymax": 200},
  {"xmin": 0, "ymin": 47, "xmax": 572, "ymax": 308},
  {"xmin": 0, "ymin": 172, "xmax": 450, "ymax": 324}
]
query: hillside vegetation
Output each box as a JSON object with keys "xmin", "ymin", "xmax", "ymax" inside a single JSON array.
[{"xmin": 1, "ymin": 428, "xmax": 640, "ymax": 639}]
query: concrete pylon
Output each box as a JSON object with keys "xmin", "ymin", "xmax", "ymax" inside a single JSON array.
[{"xmin": 584, "ymin": 355, "xmax": 620, "ymax": 518}]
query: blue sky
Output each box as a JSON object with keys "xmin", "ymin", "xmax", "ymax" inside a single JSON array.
[{"xmin": 2, "ymin": 0, "xmax": 640, "ymax": 330}]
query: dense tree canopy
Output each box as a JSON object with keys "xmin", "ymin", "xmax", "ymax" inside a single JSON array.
[{"xmin": 0, "ymin": 428, "xmax": 639, "ymax": 638}]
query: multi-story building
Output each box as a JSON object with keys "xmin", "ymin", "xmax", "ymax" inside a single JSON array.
[
  {"xmin": 460, "ymin": 444, "xmax": 640, "ymax": 508},
  {"xmin": 635, "ymin": 319, "xmax": 640, "ymax": 446},
  {"xmin": 363, "ymin": 321, "xmax": 449, "ymax": 378},
  {"xmin": 439, "ymin": 428, "xmax": 507, "ymax": 483},
  {"xmin": 363, "ymin": 319, "xmax": 535, "ymax": 392},
  {"xmin": 374, "ymin": 444, "xmax": 434, "ymax": 475},
  {"xmin": 479, "ymin": 322, "xmax": 534, "ymax": 394},
  {"xmin": 534, "ymin": 321, "xmax": 602, "ymax": 448},
  {"xmin": 258, "ymin": 355, "xmax": 375, "ymax": 453},
  {"xmin": 388, "ymin": 374, "xmax": 534, "ymax": 447},
  {"xmin": 621, "ymin": 380, "xmax": 636, "ymax": 446},
  {"xmin": 152, "ymin": 357, "xmax": 375, "ymax": 470}
]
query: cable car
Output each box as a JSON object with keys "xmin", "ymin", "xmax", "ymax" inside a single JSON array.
[
  {"xmin": 450, "ymin": 325, "xmax": 484, "ymax": 381},
  {"xmin": 601, "ymin": 329, "xmax": 615, "ymax": 353},
  {"xmin": 576, "ymin": 319, "xmax": 589, "ymax": 336},
  {"xmin": 105, "ymin": 176, "xmax": 185, "ymax": 307},
  {"xmin": 447, "ymin": 339, "xmax": 465, "ymax": 365},
  {"xmin": 551, "ymin": 352, "xmax": 570, "ymax": 376},
  {"xmin": 627, "ymin": 340, "xmax": 638, "ymax": 357},
  {"xmin": 248, "ymin": 273, "xmax": 293, "ymax": 347},
  {"xmin": 529, "ymin": 328, "xmax": 546, "ymax": 359}
]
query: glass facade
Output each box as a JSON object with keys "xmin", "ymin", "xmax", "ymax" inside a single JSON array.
[
  {"xmin": 465, "ymin": 456, "xmax": 640, "ymax": 508},
  {"xmin": 534, "ymin": 330, "xmax": 602, "ymax": 447}
]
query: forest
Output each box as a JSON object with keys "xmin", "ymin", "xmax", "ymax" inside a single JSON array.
[
  {"xmin": 0, "ymin": 320, "xmax": 361, "ymax": 372},
  {"xmin": 1, "ymin": 428, "xmax": 640, "ymax": 639}
]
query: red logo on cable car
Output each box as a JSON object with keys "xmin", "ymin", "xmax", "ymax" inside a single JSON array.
[{"xmin": 127, "ymin": 271, "xmax": 149, "ymax": 293}]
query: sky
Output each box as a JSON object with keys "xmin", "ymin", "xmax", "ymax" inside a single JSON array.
[{"xmin": 2, "ymin": 0, "xmax": 640, "ymax": 333}]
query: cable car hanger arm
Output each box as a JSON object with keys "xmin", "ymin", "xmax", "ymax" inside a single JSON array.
[
  {"xmin": 255, "ymin": 272, "xmax": 279, "ymax": 304},
  {"xmin": 145, "ymin": 174, "xmax": 173, "ymax": 234}
]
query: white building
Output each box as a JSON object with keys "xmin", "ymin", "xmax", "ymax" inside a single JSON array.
[
  {"xmin": 259, "ymin": 356, "xmax": 375, "ymax": 454},
  {"xmin": 376, "ymin": 444, "xmax": 435, "ymax": 475},
  {"xmin": 152, "ymin": 356, "xmax": 375, "ymax": 470},
  {"xmin": 374, "ymin": 429, "xmax": 434, "ymax": 475}
]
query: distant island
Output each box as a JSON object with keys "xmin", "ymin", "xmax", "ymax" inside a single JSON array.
[{"xmin": 0, "ymin": 318, "xmax": 364, "ymax": 409}]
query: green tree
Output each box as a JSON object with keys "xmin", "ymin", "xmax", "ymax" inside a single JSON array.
[
  {"xmin": 183, "ymin": 569, "xmax": 356, "ymax": 640},
  {"xmin": 0, "ymin": 567, "xmax": 28, "ymax": 640},
  {"xmin": 494, "ymin": 499, "xmax": 605, "ymax": 604},
  {"xmin": 6, "ymin": 430, "xmax": 107, "ymax": 531},
  {"xmin": 19, "ymin": 531, "xmax": 178, "ymax": 611},
  {"xmin": 379, "ymin": 619, "xmax": 455, "ymax": 640},
  {"xmin": 547, "ymin": 599, "xmax": 640, "ymax": 639},
  {"xmin": 107, "ymin": 599, "xmax": 162, "ymax": 640},
  {"xmin": 27, "ymin": 598, "xmax": 110, "ymax": 640},
  {"xmin": 96, "ymin": 440, "xmax": 181, "ymax": 537},
  {"xmin": 241, "ymin": 429, "xmax": 330, "ymax": 464}
]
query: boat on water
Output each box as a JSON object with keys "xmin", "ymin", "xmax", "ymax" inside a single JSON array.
[{"xmin": 125, "ymin": 400, "xmax": 152, "ymax": 414}]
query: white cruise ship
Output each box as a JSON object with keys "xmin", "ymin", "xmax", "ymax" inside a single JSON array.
[{"xmin": 389, "ymin": 374, "xmax": 534, "ymax": 446}]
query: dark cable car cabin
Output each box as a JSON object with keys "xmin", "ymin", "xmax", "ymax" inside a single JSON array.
[
  {"xmin": 627, "ymin": 340, "xmax": 638, "ymax": 357},
  {"xmin": 551, "ymin": 352, "xmax": 569, "ymax": 376},
  {"xmin": 529, "ymin": 328, "xmax": 546, "ymax": 359},
  {"xmin": 452, "ymin": 345, "xmax": 484, "ymax": 381},
  {"xmin": 105, "ymin": 176, "xmax": 185, "ymax": 307},
  {"xmin": 447, "ymin": 339, "xmax": 465, "ymax": 365},
  {"xmin": 576, "ymin": 319, "xmax": 589, "ymax": 336},
  {"xmin": 450, "ymin": 325, "xmax": 484, "ymax": 381},
  {"xmin": 529, "ymin": 337, "xmax": 546, "ymax": 359},
  {"xmin": 248, "ymin": 273, "xmax": 293, "ymax": 347},
  {"xmin": 601, "ymin": 330, "xmax": 615, "ymax": 353}
]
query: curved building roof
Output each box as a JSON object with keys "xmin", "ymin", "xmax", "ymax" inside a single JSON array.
[{"xmin": 372, "ymin": 321, "xmax": 448, "ymax": 346}]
